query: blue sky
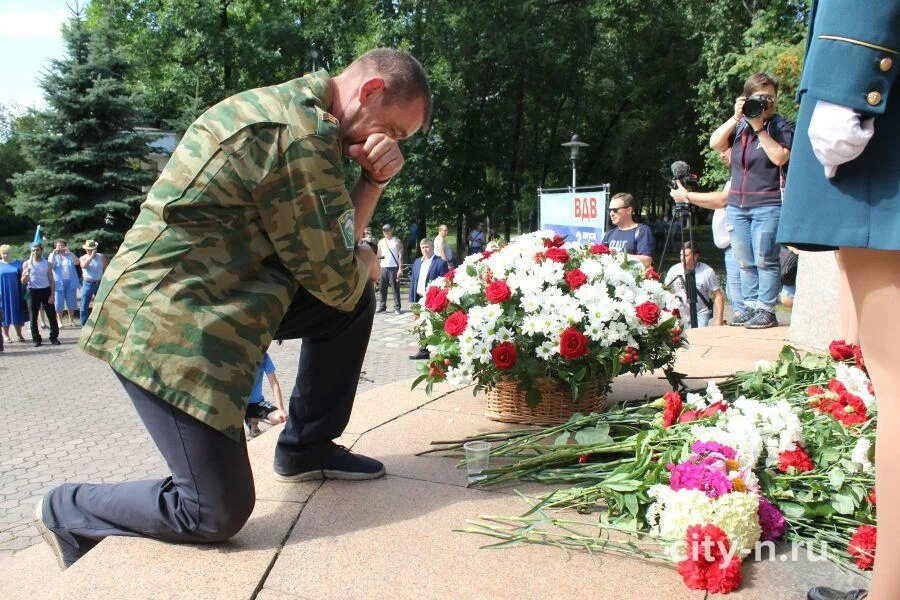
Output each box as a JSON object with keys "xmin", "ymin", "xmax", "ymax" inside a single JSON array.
[{"xmin": 0, "ymin": 0, "xmax": 69, "ymax": 111}]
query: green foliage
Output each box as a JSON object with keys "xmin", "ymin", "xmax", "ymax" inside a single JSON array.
[{"xmin": 10, "ymin": 10, "xmax": 156, "ymax": 249}]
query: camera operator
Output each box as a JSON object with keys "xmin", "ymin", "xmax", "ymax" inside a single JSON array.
[
  {"xmin": 664, "ymin": 242, "xmax": 725, "ymax": 328},
  {"xmin": 709, "ymin": 72, "xmax": 794, "ymax": 330}
]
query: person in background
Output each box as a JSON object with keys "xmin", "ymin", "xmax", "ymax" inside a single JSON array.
[
  {"xmin": 21, "ymin": 242, "xmax": 59, "ymax": 346},
  {"xmin": 779, "ymin": 246, "xmax": 799, "ymax": 308},
  {"xmin": 433, "ymin": 223, "xmax": 453, "ymax": 266},
  {"xmin": 244, "ymin": 352, "xmax": 286, "ymax": 438},
  {"xmin": 710, "ymin": 72, "xmax": 794, "ymax": 330},
  {"xmin": 78, "ymin": 240, "xmax": 106, "ymax": 327},
  {"xmin": 663, "ymin": 242, "xmax": 725, "ymax": 328},
  {"xmin": 0, "ymin": 244, "xmax": 27, "ymax": 344},
  {"xmin": 377, "ymin": 224, "xmax": 404, "ymax": 314},
  {"xmin": 467, "ymin": 222, "xmax": 485, "ymax": 255},
  {"xmin": 601, "ymin": 192, "xmax": 655, "ymax": 267},
  {"xmin": 48, "ymin": 240, "xmax": 80, "ymax": 328},
  {"xmin": 408, "ymin": 238, "xmax": 449, "ymax": 359}
]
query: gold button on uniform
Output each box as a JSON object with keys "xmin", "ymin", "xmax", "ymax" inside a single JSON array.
[
  {"xmin": 879, "ymin": 57, "xmax": 893, "ymax": 72},
  {"xmin": 867, "ymin": 91, "xmax": 882, "ymax": 106}
]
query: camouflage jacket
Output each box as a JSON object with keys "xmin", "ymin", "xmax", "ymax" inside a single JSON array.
[{"xmin": 79, "ymin": 71, "xmax": 366, "ymax": 441}]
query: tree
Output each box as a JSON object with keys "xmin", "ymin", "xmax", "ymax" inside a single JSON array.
[
  {"xmin": 0, "ymin": 105, "xmax": 33, "ymax": 235},
  {"xmin": 11, "ymin": 8, "xmax": 155, "ymax": 248}
]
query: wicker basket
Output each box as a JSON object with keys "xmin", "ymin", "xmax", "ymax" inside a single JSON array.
[{"xmin": 484, "ymin": 376, "xmax": 609, "ymax": 425}]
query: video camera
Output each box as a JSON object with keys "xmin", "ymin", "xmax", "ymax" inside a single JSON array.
[
  {"xmin": 670, "ymin": 161, "xmax": 700, "ymax": 211},
  {"xmin": 742, "ymin": 94, "xmax": 772, "ymax": 119}
]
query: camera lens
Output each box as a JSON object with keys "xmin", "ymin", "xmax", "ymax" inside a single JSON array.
[{"xmin": 743, "ymin": 95, "xmax": 766, "ymax": 119}]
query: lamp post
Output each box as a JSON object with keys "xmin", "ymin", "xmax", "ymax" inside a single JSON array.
[{"xmin": 561, "ymin": 134, "xmax": 588, "ymax": 189}]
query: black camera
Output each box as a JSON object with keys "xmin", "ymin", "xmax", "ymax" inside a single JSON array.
[{"xmin": 742, "ymin": 94, "xmax": 772, "ymax": 119}]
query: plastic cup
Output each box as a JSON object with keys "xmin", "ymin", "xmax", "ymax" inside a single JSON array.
[{"xmin": 463, "ymin": 440, "xmax": 491, "ymax": 482}]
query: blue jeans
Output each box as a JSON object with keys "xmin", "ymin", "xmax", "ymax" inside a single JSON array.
[
  {"xmin": 723, "ymin": 246, "xmax": 746, "ymax": 316},
  {"xmin": 726, "ymin": 204, "xmax": 781, "ymax": 313},
  {"xmin": 80, "ymin": 281, "xmax": 101, "ymax": 326}
]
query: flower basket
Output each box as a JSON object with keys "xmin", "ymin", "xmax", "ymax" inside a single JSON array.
[
  {"xmin": 485, "ymin": 376, "xmax": 608, "ymax": 425},
  {"xmin": 411, "ymin": 231, "xmax": 685, "ymax": 412}
]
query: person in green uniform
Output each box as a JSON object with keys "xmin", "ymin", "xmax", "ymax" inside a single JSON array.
[
  {"xmin": 776, "ymin": 3, "xmax": 899, "ymax": 600},
  {"xmin": 33, "ymin": 48, "xmax": 431, "ymax": 569}
]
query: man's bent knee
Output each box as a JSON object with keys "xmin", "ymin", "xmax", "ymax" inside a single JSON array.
[{"xmin": 193, "ymin": 485, "xmax": 255, "ymax": 542}]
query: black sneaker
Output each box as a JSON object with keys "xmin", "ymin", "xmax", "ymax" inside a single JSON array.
[
  {"xmin": 34, "ymin": 497, "xmax": 81, "ymax": 570},
  {"xmin": 409, "ymin": 349, "xmax": 430, "ymax": 360},
  {"xmin": 50, "ymin": 338, "xmax": 61, "ymax": 345},
  {"xmin": 745, "ymin": 309, "xmax": 778, "ymax": 329},
  {"xmin": 729, "ymin": 310, "xmax": 756, "ymax": 327},
  {"xmin": 274, "ymin": 442, "xmax": 385, "ymax": 482},
  {"xmin": 376, "ymin": 306, "xmax": 387, "ymax": 313},
  {"xmin": 807, "ymin": 587, "xmax": 867, "ymax": 600},
  {"xmin": 33, "ymin": 339, "xmax": 43, "ymax": 347}
]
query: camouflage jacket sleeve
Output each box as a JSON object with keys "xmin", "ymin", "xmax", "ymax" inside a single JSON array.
[{"xmin": 234, "ymin": 131, "xmax": 366, "ymax": 312}]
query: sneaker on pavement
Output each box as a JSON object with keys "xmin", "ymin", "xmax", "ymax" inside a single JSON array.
[
  {"xmin": 745, "ymin": 309, "xmax": 778, "ymax": 329},
  {"xmin": 274, "ymin": 442, "xmax": 385, "ymax": 482},
  {"xmin": 376, "ymin": 306, "xmax": 387, "ymax": 313},
  {"xmin": 34, "ymin": 496, "xmax": 78, "ymax": 570},
  {"xmin": 806, "ymin": 587, "xmax": 868, "ymax": 600},
  {"xmin": 729, "ymin": 310, "xmax": 755, "ymax": 327},
  {"xmin": 50, "ymin": 338, "xmax": 61, "ymax": 345},
  {"xmin": 409, "ymin": 349, "xmax": 430, "ymax": 360}
]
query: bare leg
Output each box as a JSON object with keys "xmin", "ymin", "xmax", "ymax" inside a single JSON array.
[
  {"xmin": 835, "ymin": 250, "xmax": 859, "ymax": 344},
  {"xmin": 2, "ymin": 325, "xmax": 9, "ymax": 342},
  {"xmin": 839, "ymin": 247, "xmax": 900, "ymax": 600},
  {"xmin": 15, "ymin": 324, "xmax": 24, "ymax": 341}
]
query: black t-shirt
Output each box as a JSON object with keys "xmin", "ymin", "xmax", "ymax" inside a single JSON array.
[{"xmin": 727, "ymin": 114, "xmax": 794, "ymax": 209}]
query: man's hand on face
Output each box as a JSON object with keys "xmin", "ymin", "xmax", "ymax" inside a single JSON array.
[
  {"xmin": 355, "ymin": 243, "xmax": 381, "ymax": 282},
  {"xmin": 347, "ymin": 133, "xmax": 404, "ymax": 183}
]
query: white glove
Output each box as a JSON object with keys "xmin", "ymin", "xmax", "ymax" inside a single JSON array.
[{"xmin": 808, "ymin": 100, "xmax": 875, "ymax": 178}]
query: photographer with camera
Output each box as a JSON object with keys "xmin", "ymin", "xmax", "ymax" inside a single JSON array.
[{"xmin": 709, "ymin": 72, "xmax": 794, "ymax": 329}]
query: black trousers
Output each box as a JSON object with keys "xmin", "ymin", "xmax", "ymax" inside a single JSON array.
[
  {"xmin": 29, "ymin": 287, "xmax": 58, "ymax": 342},
  {"xmin": 378, "ymin": 266, "xmax": 401, "ymax": 310},
  {"xmin": 43, "ymin": 282, "xmax": 375, "ymax": 554}
]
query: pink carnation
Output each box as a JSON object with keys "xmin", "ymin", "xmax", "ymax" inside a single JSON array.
[
  {"xmin": 667, "ymin": 462, "xmax": 733, "ymax": 498},
  {"xmin": 690, "ymin": 441, "xmax": 737, "ymax": 460},
  {"xmin": 758, "ymin": 497, "xmax": 787, "ymax": 542}
]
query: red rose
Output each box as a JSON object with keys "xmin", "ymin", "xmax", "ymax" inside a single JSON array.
[
  {"xmin": 565, "ymin": 268, "xmax": 587, "ymax": 290},
  {"xmin": 829, "ymin": 339, "xmax": 855, "ymax": 361},
  {"xmin": 424, "ymin": 286, "xmax": 450, "ymax": 312},
  {"xmin": 544, "ymin": 234, "xmax": 566, "ymax": 248},
  {"xmin": 559, "ymin": 327, "xmax": 589, "ymax": 360},
  {"xmin": 443, "ymin": 311, "xmax": 468, "ymax": 336},
  {"xmin": 848, "ymin": 525, "xmax": 877, "ymax": 570},
  {"xmin": 481, "ymin": 250, "xmax": 495, "ymax": 259},
  {"xmin": 445, "ymin": 269, "xmax": 456, "ymax": 283},
  {"xmin": 589, "ymin": 243, "xmax": 611, "ymax": 255},
  {"xmin": 491, "ymin": 341, "xmax": 517, "ymax": 370},
  {"xmin": 777, "ymin": 447, "xmax": 815, "ymax": 473},
  {"xmin": 544, "ymin": 247, "xmax": 570, "ymax": 263},
  {"xmin": 635, "ymin": 301, "xmax": 660, "ymax": 325},
  {"xmin": 644, "ymin": 267, "xmax": 660, "ymax": 281},
  {"xmin": 662, "ymin": 391, "xmax": 683, "ymax": 428},
  {"xmin": 485, "ymin": 279, "xmax": 511, "ymax": 303},
  {"xmin": 677, "ymin": 524, "xmax": 743, "ymax": 594}
]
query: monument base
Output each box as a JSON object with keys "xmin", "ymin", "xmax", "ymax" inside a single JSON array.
[{"xmin": 789, "ymin": 250, "xmax": 839, "ymax": 350}]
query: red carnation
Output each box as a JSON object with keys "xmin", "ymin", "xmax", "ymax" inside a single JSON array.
[
  {"xmin": 848, "ymin": 525, "xmax": 877, "ymax": 570},
  {"xmin": 701, "ymin": 401, "xmax": 729, "ymax": 418},
  {"xmin": 424, "ymin": 286, "xmax": 450, "ymax": 312},
  {"xmin": 544, "ymin": 247, "xmax": 570, "ymax": 263},
  {"xmin": 777, "ymin": 447, "xmax": 815, "ymax": 473},
  {"xmin": 443, "ymin": 311, "xmax": 468, "ymax": 337},
  {"xmin": 829, "ymin": 340, "xmax": 856, "ymax": 361},
  {"xmin": 589, "ymin": 243, "xmax": 611, "ymax": 255},
  {"xmin": 485, "ymin": 279, "xmax": 511, "ymax": 303},
  {"xmin": 662, "ymin": 391, "xmax": 683, "ymax": 428},
  {"xmin": 678, "ymin": 409, "xmax": 701, "ymax": 424},
  {"xmin": 817, "ymin": 379, "xmax": 868, "ymax": 426},
  {"xmin": 644, "ymin": 267, "xmax": 661, "ymax": 281},
  {"xmin": 481, "ymin": 250, "xmax": 494, "ymax": 259},
  {"xmin": 677, "ymin": 524, "xmax": 743, "ymax": 594},
  {"xmin": 635, "ymin": 301, "xmax": 660, "ymax": 325},
  {"xmin": 565, "ymin": 268, "xmax": 588, "ymax": 290},
  {"xmin": 852, "ymin": 345, "xmax": 867, "ymax": 374},
  {"xmin": 559, "ymin": 327, "xmax": 589, "ymax": 360},
  {"xmin": 491, "ymin": 341, "xmax": 517, "ymax": 370},
  {"xmin": 445, "ymin": 269, "xmax": 456, "ymax": 283},
  {"xmin": 807, "ymin": 385, "xmax": 826, "ymax": 396}
]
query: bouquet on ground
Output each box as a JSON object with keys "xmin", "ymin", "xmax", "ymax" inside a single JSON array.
[{"xmin": 411, "ymin": 231, "xmax": 685, "ymax": 405}]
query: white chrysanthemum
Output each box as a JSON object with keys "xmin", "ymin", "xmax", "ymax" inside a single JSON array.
[
  {"xmin": 445, "ymin": 363, "xmax": 474, "ymax": 386},
  {"xmin": 722, "ymin": 397, "xmax": 804, "ymax": 467},
  {"xmin": 835, "ymin": 363, "xmax": 877, "ymax": 409},
  {"xmin": 851, "ymin": 437, "xmax": 874, "ymax": 473},
  {"xmin": 646, "ymin": 486, "xmax": 761, "ymax": 560},
  {"xmin": 685, "ymin": 392, "xmax": 707, "ymax": 409},
  {"xmin": 706, "ymin": 381, "xmax": 724, "ymax": 404}
]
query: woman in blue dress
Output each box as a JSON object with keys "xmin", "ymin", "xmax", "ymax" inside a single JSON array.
[{"xmin": 0, "ymin": 244, "xmax": 27, "ymax": 344}]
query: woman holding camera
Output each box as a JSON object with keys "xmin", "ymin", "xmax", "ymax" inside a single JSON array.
[{"xmin": 710, "ymin": 72, "xmax": 793, "ymax": 330}]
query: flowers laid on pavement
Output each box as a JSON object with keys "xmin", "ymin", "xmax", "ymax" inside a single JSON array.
[
  {"xmin": 440, "ymin": 342, "xmax": 877, "ymax": 594},
  {"xmin": 411, "ymin": 231, "xmax": 684, "ymax": 403}
]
